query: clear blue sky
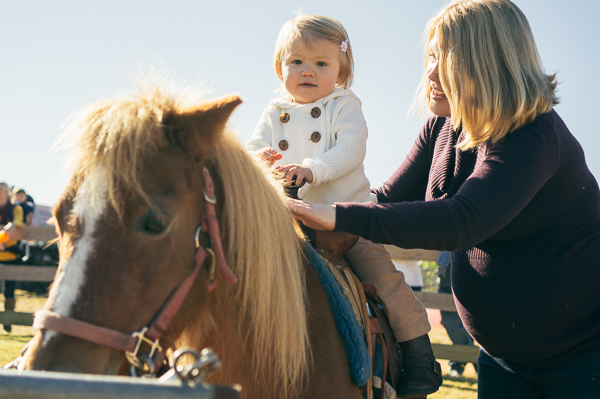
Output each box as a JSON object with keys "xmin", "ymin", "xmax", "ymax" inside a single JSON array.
[{"xmin": 2, "ymin": 0, "xmax": 598, "ymax": 206}]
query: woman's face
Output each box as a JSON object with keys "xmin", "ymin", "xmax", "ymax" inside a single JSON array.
[{"xmin": 426, "ymin": 35, "xmax": 451, "ymax": 118}]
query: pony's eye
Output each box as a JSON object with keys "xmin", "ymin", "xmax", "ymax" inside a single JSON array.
[{"xmin": 137, "ymin": 210, "xmax": 170, "ymax": 236}]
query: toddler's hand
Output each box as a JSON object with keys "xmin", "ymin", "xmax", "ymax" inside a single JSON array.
[
  {"xmin": 255, "ymin": 147, "xmax": 282, "ymax": 167},
  {"xmin": 274, "ymin": 164, "xmax": 314, "ymax": 186}
]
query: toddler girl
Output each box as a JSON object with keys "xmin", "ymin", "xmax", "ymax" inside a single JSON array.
[{"xmin": 247, "ymin": 15, "xmax": 441, "ymax": 396}]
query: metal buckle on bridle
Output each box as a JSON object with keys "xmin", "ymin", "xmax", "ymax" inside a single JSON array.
[{"xmin": 126, "ymin": 326, "xmax": 162, "ymax": 376}]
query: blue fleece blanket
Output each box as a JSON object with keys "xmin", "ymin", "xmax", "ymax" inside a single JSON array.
[{"xmin": 304, "ymin": 244, "xmax": 371, "ymax": 387}]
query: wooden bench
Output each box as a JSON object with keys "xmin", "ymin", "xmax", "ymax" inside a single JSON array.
[{"xmin": 385, "ymin": 246, "xmax": 479, "ymax": 365}]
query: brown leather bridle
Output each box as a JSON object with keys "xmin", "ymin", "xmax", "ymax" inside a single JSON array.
[{"xmin": 32, "ymin": 166, "xmax": 238, "ymax": 376}]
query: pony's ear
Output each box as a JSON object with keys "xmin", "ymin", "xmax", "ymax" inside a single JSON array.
[{"xmin": 163, "ymin": 95, "xmax": 242, "ymax": 159}]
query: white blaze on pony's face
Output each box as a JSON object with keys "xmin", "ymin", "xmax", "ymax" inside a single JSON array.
[{"xmin": 42, "ymin": 167, "xmax": 110, "ymax": 345}]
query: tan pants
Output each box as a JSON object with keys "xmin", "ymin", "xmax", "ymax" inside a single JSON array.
[{"xmin": 345, "ymin": 237, "xmax": 431, "ymax": 342}]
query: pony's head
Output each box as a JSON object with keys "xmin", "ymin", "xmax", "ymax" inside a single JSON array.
[{"xmin": 19, "ymin": 82, "xmax": 310, "ymax": 396}]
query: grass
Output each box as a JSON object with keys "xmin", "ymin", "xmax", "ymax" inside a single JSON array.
[
  {"xmin": 0, "ymin": 333, "xmax": 31, "ymax": 366},
  {"xmin": 1, "ymin": 290, "xmax": 478, "ymax": 398},
  {"xmin": 1, "ymin": 290, "xmax": 43, "ymax": 365},
  {"xmin": 428, "ymin": 327, "xmax": 478, "ymax": 399},
  {"xmin": 420, "ymin": 260, "xmax": 478, "ymax": 398}
]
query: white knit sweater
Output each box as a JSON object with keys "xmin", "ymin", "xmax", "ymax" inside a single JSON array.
[{"xmin": 248, "ymin": 89, "xmax": 376, "ymax": 205}]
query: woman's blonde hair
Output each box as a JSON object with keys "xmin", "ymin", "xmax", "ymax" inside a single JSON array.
[
  {"xmin": 418, "ymin": 0, "xmax": 558, "ymax": 150},
  {"xmin": 273, "ymin": 15, "xmax": 354, "ymax": 89}
]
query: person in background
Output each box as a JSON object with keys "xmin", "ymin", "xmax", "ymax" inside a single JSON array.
[
  {"xmin": 12, "ymin": 188, "xmax": 35, "ymax": 226},
  {"xmin": 0, "ymin": 183, "xmax": 12, "ymax": 228},
  {"xmin": 0, "ymin": 186, "xmax": 35, "ymax": 332},
  {"xmin": 0, "ymin": 182, "xmax": 16, "ymax": 332}
]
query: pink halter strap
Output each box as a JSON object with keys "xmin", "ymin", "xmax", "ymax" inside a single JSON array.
[{"xmin": 32, "ymin": 166, "xmax": 237, "ymax": 374}]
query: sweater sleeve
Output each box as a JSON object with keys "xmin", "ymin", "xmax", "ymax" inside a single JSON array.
[
  {"xmin": 246, "ymin": 107, "xmax": 274, "ymax": 154},
  {"xmin": 335, "ymin": 117, "xmax": 560, "ymax": 251},
  {"xmin": 302, "ymin": 97, "xmax": 367, "ymax": 186}
]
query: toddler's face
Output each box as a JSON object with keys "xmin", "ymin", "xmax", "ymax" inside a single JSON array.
[
  {"xmin": 16, "ymin": 193, "xmax": 27, "ymax": 203},
  {"xmin": 280, "ymin": 37, "xmax": 343, "ymax": 104}
]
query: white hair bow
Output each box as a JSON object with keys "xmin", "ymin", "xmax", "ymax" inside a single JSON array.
[{"xmin": 340, "ymin": 40, "xmax": 348, "ymax": 53}]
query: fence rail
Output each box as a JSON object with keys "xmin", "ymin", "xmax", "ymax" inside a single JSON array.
[
  {"xmin": 0, "ymin": 369, "xmax": 239, "ymax": 399},
  {"xmin": 0, "ymin": 265, "xmax": 57, "ymax": 282}
]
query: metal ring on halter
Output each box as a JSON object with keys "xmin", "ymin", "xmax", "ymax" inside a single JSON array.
[
  {"xmin": 203, "ymin": 189, "xmax": 217, "ymax": 205},
  {"xmin": 203, "ymin": 166, "xmax": 217, "ymax": 204},
  {"xmin": 195, "ymin": 226, "xmax": 202, "ymax": 248},
  {"xmin": 172, "ymin": 347, "xmax": 222, "ymax": 383},
  {"xmin": 173, "ymin": 348, "xmax": 201, "ymax": 381}
]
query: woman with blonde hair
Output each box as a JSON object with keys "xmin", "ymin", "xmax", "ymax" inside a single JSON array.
[{"xmin": 288, "ymin": 0, "xmax": 600, "ymax": 397}]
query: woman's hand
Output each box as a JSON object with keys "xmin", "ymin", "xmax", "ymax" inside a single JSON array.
[
  {"xmin": 274, "ymin": 164, "xmax": 314, "ymax": 186},
  {"xmin": 286, "ymin": 198, "xmax": 336, "ymax": 230},
  {"xmin": 255, "ymin": 147, "xmax": 282, "ymax": 167}
]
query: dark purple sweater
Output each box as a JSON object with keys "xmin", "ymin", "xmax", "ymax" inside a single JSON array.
[{"xmin": 335, "ymin": 110, "xmax": 600, "ymax": 364}]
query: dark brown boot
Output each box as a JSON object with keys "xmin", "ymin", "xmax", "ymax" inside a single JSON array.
[
  {"xmin": 3, "ymin": 297, "xmax": 16, "ymax": 333},
  {"xmin": 397, "ymin": 334, "xmax": 443, "ymax": 398}
]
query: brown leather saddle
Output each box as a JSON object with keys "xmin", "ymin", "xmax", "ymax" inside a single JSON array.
[
  {"xmin": 305, "ymin": 227, "xmax": 403, "ymax": 399},
  {"xmin": 286, "ymin": 179, "xmax": 403, "ymax": 399}
]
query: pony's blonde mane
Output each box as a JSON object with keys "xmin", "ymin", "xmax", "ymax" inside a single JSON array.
[
  {"xmin": 64, "ymin": 80, "xmax": 196, "ymax": 218},
  {"xmin": 64, "ymin": 81, "xmax": 310, "ymax": 397},
  {"xmin": 210, "ymin": 134, "xmax": 310, "ymax": 397}
]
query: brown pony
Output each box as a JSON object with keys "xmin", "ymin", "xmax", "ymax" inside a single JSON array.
[{"xmin": 18, "ymin": 82, "xmax": 363, "ymax": 399}]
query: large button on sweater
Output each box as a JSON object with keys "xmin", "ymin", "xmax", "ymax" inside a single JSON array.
[{"xmin": 247, "ymin": 89, "xmax": 374, "ymax": 206}]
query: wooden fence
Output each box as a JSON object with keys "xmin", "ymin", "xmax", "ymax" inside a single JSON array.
[
  {"xmin": 0, "ymin": 264, "xmax": 57, "ymax": 326},
  {"xmin": 385, "ymin": 245, "xmax": 480, "ymax": 365}
]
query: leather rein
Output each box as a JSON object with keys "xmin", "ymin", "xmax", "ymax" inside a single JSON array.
[{"xmin": 31, "ymin": 166, "xmax": 238, "ymax": 376}]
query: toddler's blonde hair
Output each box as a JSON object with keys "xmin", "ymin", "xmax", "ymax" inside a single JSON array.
[
  {"xmin": 274, "ymin": 15, "xmax": 354, "ymax": 89},
  {"xmin": 418, "ymin": 0, "xmax": 558, "ymax": 150}
]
